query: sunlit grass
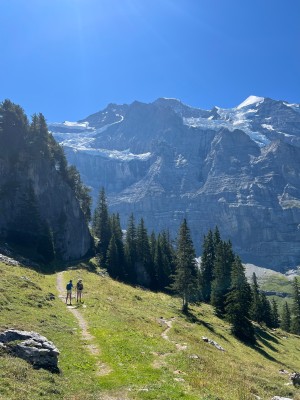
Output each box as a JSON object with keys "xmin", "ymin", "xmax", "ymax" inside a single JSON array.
[{"xmin": 1, "ymin": 260, "xmax": 300, "ymax": 399}]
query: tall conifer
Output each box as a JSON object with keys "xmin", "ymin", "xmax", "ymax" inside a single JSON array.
[
  {"xmin": 270, "ymin": 299, "xmax": 280, "ymax": 328},
  {"xmin": 106, "ymin": 213, "xmax": 125, "ymax": 279},
  {"xmin": 211, "ymin": 240, "xmax": 234, "ymax": 317},
  {"xmin": 291, "ymin": 278, "xmax": 300, "ymax": 335},
  {"xmin": 136, "ymin": 218, "xmax": 153, "ymax": 286},
  {"xmin": 225, "ymin": 256, "xmax": 255, "ymax": 343},
  {"xmin": 250, "ymin": 273, "xmax": 263, "ymax": 323},
  {"xmin": 92, "ymin": 187, "xmax": 111, "ymax": 264},
  {"xmin": 124, "ymin": 213, "xmax": 137, "ymax": 284},
  {"xmin": 170, "ymin": 219, "xmax": 198, "ymax": 312},
  {"xmin": 200, "ymin": 229, "xmax": 215, "ymax": 302},
  {"xmin": 260, "ymin": 293, "xmax": 273, "ymax": 327},
  {"xmin": 281, "ymin": 302, "xmax": 291, "ymax": 332}
]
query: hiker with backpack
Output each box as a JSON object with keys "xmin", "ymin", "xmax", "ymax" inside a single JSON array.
[
  {"xmin": 76, "ymin": 279, "xmax": 84, "ymax": 302},
  {"xmin": 66, "ymin": 279, "xmax": 73, "ymax": 305}
]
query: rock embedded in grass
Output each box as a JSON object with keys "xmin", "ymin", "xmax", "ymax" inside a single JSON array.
[{"xmin": 0, "ymin": 329, "xmax": 60, "ymax": 372}]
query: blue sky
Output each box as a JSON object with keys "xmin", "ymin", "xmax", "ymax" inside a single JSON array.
[{"xmin": 1, "ymin": 0, "xmax": 299, "ymax": 121}]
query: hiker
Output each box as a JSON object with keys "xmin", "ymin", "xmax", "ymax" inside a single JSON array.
[
  {"xmin": 66, "ymin": 279, "xmax": 73, "ymax": 305},
  {"xmin": 76, "ymin": 279, "xmax": 83, "ymax": 302}
]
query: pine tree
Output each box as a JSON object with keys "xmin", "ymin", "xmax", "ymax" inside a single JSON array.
[
  {"xmin": 211, "ymin": 240, "xmax": 234, "ymax": 317},
  {"xmin": 270, "ymin": 299, "xmax": 280, "ymax": 328},
  {"xmin": 136, "ymin": 218, "xmax": 153, "ymax": 287},
  {"xmin": 213, "ymin": 226, "xmax": 221, "ymax": 248},
  {"xmin": 92, "ymin": 188, "xmax": 111, "ymax": 264},
  {"xmin": 155, "ymin": 231, "xmax": 175, "ymax": 292},
  {"xmin": 106, "ymin": 234, "xmax": 121, "ymax": 279},
  {"xmin": 200, "ymin": 229, "xmax": 215, "ymax": 302},
  {"xmin": 170, "ymin": 219, "xmax": 198, "ymax": 312},
  {"xmin": 107, "ymin": 213, "xmax": 125, "ymax": 279},
  {"xmin": 0, "ymin": 99, "xmax": 28, "ymax": 154},
  {"xmin": 225, "ymin": 256, "xmax": 255, "ymax": 343},
  {"xmin": 124, "ymin": 213, "xmax": 137, "ymax": 284},
  {"xmin": 281, "ymin": 302, "xmax": 291, "ymax": 332},
  {"xmin": 250, "ymin": 273, "xmax": 263, "ymax": 323},
  {"xmin": 291, "ymin": 278, "xmax": 300, "ymax": 335},
  {"xmin": 149, "ymin": 231, "xmax": 158, "ymax": 290},
  {"xmin": 260, "ymin": 293, "xmax": 273, "ymax": 327},
  {"xmin": 66, "ymin": 165, "xmax": 92, "ymax": 222}
]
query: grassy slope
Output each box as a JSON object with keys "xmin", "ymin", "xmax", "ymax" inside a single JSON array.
[{"xmin": 0, "ymin": 260, "xmax": 300, "ymax": 400}]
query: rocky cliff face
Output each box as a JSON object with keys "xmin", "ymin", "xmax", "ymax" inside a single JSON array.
[
  {"xmin": 0, "ymin": 101, "xmax": 92, "ymax": 262},
  {"xmin": 0, "ymin": 155, "xmax": 92, "ymax": 261},
  {"xmin": 49, "ymin": 96, "xmax": 300, "ymax": 270}
]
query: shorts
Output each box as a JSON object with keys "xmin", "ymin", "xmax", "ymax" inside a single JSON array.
[{"xmin": 67, "ymin": 290, "xmax": 72, "ymax": 294}]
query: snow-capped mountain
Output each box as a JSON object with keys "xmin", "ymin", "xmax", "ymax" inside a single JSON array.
[{"xmin": 49, "ymin": 96, "xmax": 300, "ymax": 271}]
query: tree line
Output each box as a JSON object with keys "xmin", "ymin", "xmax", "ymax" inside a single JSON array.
[
  {"xmin": 0, "ymin": 100, "xmax": 92, "ymax": 262},
  {"xmin": 93, "ymin": 188, "xmax": 300, "ymax": 344}
]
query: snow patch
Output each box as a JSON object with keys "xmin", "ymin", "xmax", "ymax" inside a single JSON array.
[
  {"xmin": 261, "ymin": 124, "xmax": 275, "ymax": 131},
  {"xmin": 236, "ymin": 95, "xmax": 264, "ymax": 110},
  {"xmin": 175, "ymin": 154, "xmax": 188, "ymax": 167},
  {"xmin": 183, "ymin": 111, "xmax": 270, "ymax": 147},
  {"xmin": 284, "ymin": 102, "xmax": 300, "ymax": 113},
  {"xmin": 51, "ymin": 121, "xmax": 91, "ymax": 130},
  {"xmin": 69, "ymin": 146, "xmax": 151, "ymax": 161}
]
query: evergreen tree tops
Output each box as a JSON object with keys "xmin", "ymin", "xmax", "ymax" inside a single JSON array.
[{"xmin": 0, "ymin": 99, "xmax": 92, "ymax": 222}]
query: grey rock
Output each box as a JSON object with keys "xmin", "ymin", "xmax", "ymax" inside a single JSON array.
[
  {"xmin": 202, "ymin": 336, "xmax": 225, "ymax": 351},
  {"xmin": 0, "ymin": 329, "xmax": 59, "ymax": 372},
  {"xmin": 0, "ymin": 253, "xmax": 19, "ymax": 266},
  {"xmin": 271, "ymin": 397, "xmax": 293, "ymax": 400},
  {"xmin": 291, "ymin": 372, "xmax": 300, "ymax": 386},
  {"xmin": 0, "ymin": 156, "xmax": 92, "ymax": 262}
]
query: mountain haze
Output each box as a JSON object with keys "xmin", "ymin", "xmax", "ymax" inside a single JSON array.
[{"xmin": 49, "ymin": 96, "xmax": 300, "ymax": 270}]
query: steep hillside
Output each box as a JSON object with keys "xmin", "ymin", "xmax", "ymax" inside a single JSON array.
[
  {"xmin": 0, "ymin": 100, "xmax": 92, "ymax": 262},
  {"xmin": 49, "ymin": 96, "xmax": 300, "ymax": 271},
  {"xmin": 1, "ymin": 258, "xmax": 300, "ymax": 400}
]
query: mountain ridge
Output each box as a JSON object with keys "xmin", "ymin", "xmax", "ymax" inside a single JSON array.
[{"xmin": 49, "ymin": 96, "xmax": 300, "ymax": 271}]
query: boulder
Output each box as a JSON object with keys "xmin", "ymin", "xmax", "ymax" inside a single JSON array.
[
  {"xmin": 291, "ymin": 372, "xmax": 300, "ymax": 386},
  {"xmin": 271, "ymin": 397, "xmax": 293, "ymax": 400},
  {"xmin": 0, "ymin": 329, "xmax": 59, "ymax": 372},
  {"xmin": 202, "ymin": 336, "xmax": 225, "ymax": 351}
]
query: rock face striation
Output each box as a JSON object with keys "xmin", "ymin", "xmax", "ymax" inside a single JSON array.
[
  {"xmin": 0, "ymin": 329, "xmax": 59, "ymax": 372},
  {"xmin": 49, "ymin": 96, "xmax": 300, "ymax": 270}
]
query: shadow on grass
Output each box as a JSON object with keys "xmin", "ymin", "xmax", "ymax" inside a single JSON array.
[
  {"xmin": 252, "ymin": 343, "xmax": 278, "ymax": 362},
  {"xmin": 244, "ymin": 326, "xmax": 289, "ymax": 365},
  {"xmin": 254, "ymin": 326, "xmax": 280, "ymax": 355},
  {"xmin": 181, "ymin": 308, "xmax": 229, "ymax": 342},
  {"xmin": 255, "ymin": 325, "xmax": 280, "ymax": 344}
]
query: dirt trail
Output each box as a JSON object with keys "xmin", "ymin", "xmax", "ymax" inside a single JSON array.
[
  {"xmin": 56, "ymin": 271, "xmax": 111, "ymax": 376},
  {"xmin": 152, "ymin": 317, "xmax": 188, "ymax": 376}
]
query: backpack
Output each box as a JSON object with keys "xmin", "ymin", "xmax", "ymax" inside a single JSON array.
[
  {"xmin": 77, "ymin": 282, "xmax": 83, "ymax": 290},
  {"xmin": 66, "ymin": 282, "xmax": 72, "ymax": 290}
]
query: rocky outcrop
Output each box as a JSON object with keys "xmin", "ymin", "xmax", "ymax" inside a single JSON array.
[
  {"xmin": 271, "ymin": 397, "xmax": 293, "ymax": 400},
  {"xmin": 0, "ymin": 156, "xmax": 92, "ymax": 261},
  {"xmin": 49, "ymin": 96, "xmax": 300, "ymax": 271},
  {"xmin": 0, "ymin": 329, "xmax": 59, "ymax": 372},
  {"xmin": 202, "ymin": 336, "xmax": 225, "ymax": 351},
  {"xmin": 291, "ymin": 372, "xmax": 300, "ymax": 386}
]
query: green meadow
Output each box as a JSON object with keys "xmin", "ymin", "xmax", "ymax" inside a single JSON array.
[{"xmin": 0, "ymin": 260, "xmax": 300, "ymax": 400}]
